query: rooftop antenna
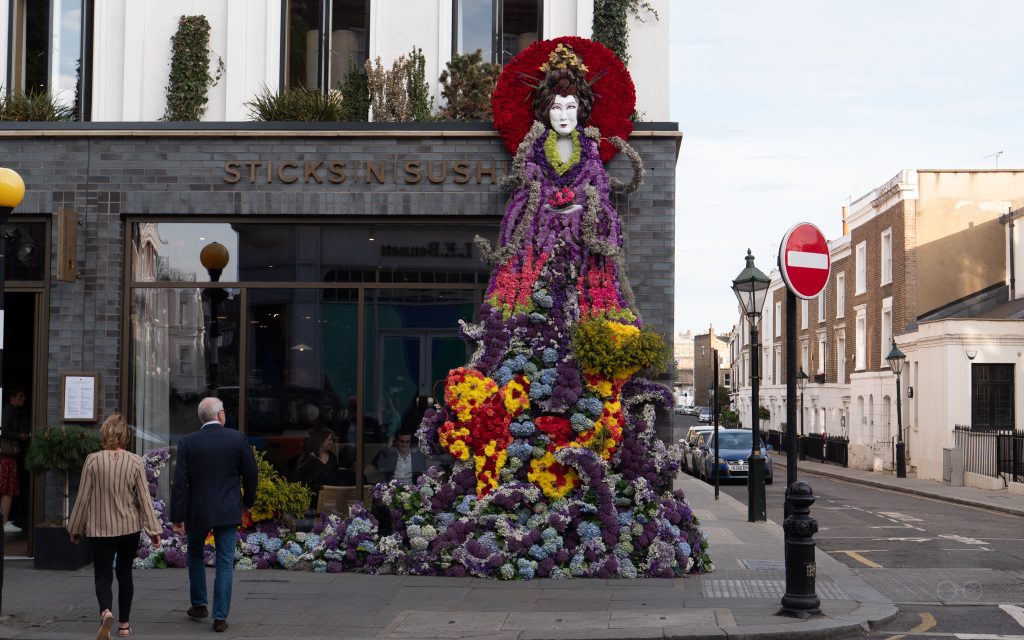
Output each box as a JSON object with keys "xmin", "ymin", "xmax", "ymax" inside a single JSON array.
[{"xmin": 983, "ymin": 150, "xmax": 1004, "ymax": 169}]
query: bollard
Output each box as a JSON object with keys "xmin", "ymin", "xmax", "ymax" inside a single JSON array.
[
  {"xmin": 777, "ymin": 481, "xmax": 822, "ymax": 618},
  {"xmin": 1, "ymin": 509, "xmax": 5, "ymax": 614}
]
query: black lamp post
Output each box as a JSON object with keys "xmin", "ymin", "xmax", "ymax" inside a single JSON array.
[
  {"xmin": 710, "ymin": 376, "xmax": 720, "ymax": 500},
  {"xmin": 885, "ymin": 340, "xmax": 907, "ymax": 478},
  {"xmin": 731, "ymin": 249, "xmax": 771, "ymax": 522},
  {"xmin": 200, "ymin": 242, "xmax": 230, "ymax": 392},
  {"xmin": 796, "ymin": 367, "xmax": 808, "ymax": 461},
  {"xmin": 0, "ymin": 167, "xmax": 25, "ymax": 615}
]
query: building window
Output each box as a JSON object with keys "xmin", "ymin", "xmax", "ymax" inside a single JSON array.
[
  {"xmin": 774, "ymin": 301, "xmax": 781, "ymax": 337},
  {"xmin": 881, "ymin": 228, "xmax": 893, "ymax": 285},
  {"xmin": 284, "ymin": 0, "xmax": 368, "ymax": 92},
  {"xmin": 971, "ymin": 364, "xmax": 1014, "ymax": 430},
  {"xmin": 179, "ymin": 346, "xmax": 192, "ymax": 375},
  {"xmin": 774, "ymin": 345, "xmax": 781, "ymax": 384},
  {"xmin": 817, "ymin": 334, "xmax": 826, "ymax": 375},
  {"xmin": 817, "ymin": 291, "xmax": 826, "ymax": 323},
  {"xmin": 179, "ymin": 292, "xmax": 190, "ymax": 325},
  {"xmin": 8, "ymin": 0, "xmax": 90, "ymax": 119},
  {"xmin": 855, "ymin": 241, "xmax": 866, "ymax": 294},
  {"xmin": 801, "ymin": 340, "xmax": 809, "ymax": 374},
  {"xmin": 453, "ymin": 0, "xmax": 541, "ymax": 66},
  {"xmin": 880, "ymin": 296, "xmax": 893, "ymax": 366},
  {"xmin": 800, "ymin": 298, "xmax": 808, "ymax": 330},
  {"xmin": 836, "ymin": 272, "xmax": 845, "ymax": 318},
  {"xmin": 855, "ymin": 306, "xmax": 866, "ymax": 370},
  {"xmin": 836, "ymin": 331, "xmax": 846, "ymax": 383}
]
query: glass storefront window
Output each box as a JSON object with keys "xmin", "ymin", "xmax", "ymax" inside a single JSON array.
[
  {"xmin": 4, "ymin": 222, "xmax": 46, "ymax": 281},
  {"xmin": 454, "ymin": 0, "xmax": 540, "ymax": 65},
  {"xmin": 131, "ymin": 223, "xmax": 240, "ymax": 283}
]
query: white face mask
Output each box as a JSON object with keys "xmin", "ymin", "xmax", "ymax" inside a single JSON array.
[{"xmin": 549, "ymin": 95, "xmax": 579, "ymax": 135}]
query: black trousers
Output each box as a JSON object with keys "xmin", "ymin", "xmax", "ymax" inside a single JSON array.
[{"xmin": 90, "ymin": 532, "xmax": 139, "ymax": 622}]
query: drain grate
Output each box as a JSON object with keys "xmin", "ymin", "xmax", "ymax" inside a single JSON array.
[
  {"xmin": 702, "ymin": 579, "xmax": 848, "ymax": 600},
  {"xmin": 739, "ymin": 560, "xmax": 786, "ymax": 570}
]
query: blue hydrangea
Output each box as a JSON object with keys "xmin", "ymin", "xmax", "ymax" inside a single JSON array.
[
  {"xmin": 635, "ymin": 514, "xmax": 649, "ymax": 525},
  {"xmin": 516, "ymin": 558, "xmax": 536, "ymax": 580},
  {"xmin": 532, "ymin": 290, "xmax": 553, "ymax": 309},
  {"xmin": 303, "ymin": 534, "xmax": 321, "ymax": 551},
  {"xmin": 312, "ymin": 559, "xmax": 327, "ymax": 573},
  {"xmin": 614, "ymin": 542, "xmax": 633, "ymax": 558},
  {"xmin": 570, "ymin": 413, "xmax": 594, "ymax": 433},
  {"xmin": 523, "ymin": 361, "xmax": 539, "ymax": 377},
  {"xmin": 510, "ymin": 419, "xmax": 536, "ymax": 437},
  {"xmin": 678, "ymin": 542, "xmax": 692, "ymax": 557},
  {"xmin": 529, "ymin": 544, "xmax": 549, "ymax": 560},
  {"xmin": 263, "ymin": 537, "xmax": 283, "ymax": 552},
  {"xmin": 526, "ymin": 514, "xmax": 546, "ymax": 530},
  {"xmin": 456, "ymin": 495, "xmax": 477, "ymax": 515},
  {"xmin": 619, "ymin": 558, "xmax": 638, "ymax": 579},
  {"xmin": 286, "ymin": 541, "xmax": 302, "ymax": 555},
  {"xmin": 494, "ymin": 366, "xmax": 514, "ymax": 386},
  {"xmin": 506, "ymin": 440, "xmax": 534, "ymax": 461},
  {"xmin": 539, "ymin": 368, "xmax": 557, "ymax": 386},
  {"xmin": 245, "ymin": 532, "xmax": 268, "ymax": 548},
  {"xmin": 435, "ymin": 512, "xmax": 455, "ymax": 528},
  {"xmin": 346, "ymin": 518, "xmax": 373, "ymax": 539},
  {"xmin": 542, "ymin": 347, "xmax": 559, "ymax": 364},
  {"xmin": 529, "ymin": 383, "xmax": 552, "ymax": 401},
  {"xmin": 528, "ymin": 312, "xmax": 547, "ymax": 324},
  {"xmin": 576, "ymin": 397, "xmax": 604, "ymax": 417},
  {"xmin": 579, "ymin": 502, "xmax": 597, "ymax": 514},
  {"xmin": 542, "ymin": 527, "xmax": 559, "ymax": 541},
  {"xmin": 569, "ymin": 553, "xmax": 587, "ymax": 576},
  {"xmin": 577, "ymin": 521, "xmax": 601, "ymax": 541},
  {"xmin": 551, "ymin": 567, "xmax": 568, "ymax": 579},
  {"xmin": 356, "ymin": 539, "xmax": 377, "ymax": 554},
  {"xmin": 507, "ymin": 355, "xmax": 529, "ymax": 373},
  {"xmin": 409, "ymin": 515, "xmax": 425, "ymax": 525},
  {"xmin": 617, "ymin": 509, "xmax": 634, "ymax": 526}
]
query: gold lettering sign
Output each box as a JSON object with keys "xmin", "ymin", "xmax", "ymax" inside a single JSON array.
[{"xmin": 222, "ymin": 159, "xmax": 507, "ymax": 186}]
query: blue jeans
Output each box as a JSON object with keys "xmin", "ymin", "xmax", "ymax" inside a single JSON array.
[{"xmin": 187, "ymin": 525, "xmax": 237, "ymax": 621}]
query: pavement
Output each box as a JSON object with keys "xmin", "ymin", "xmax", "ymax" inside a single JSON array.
[{"xmin": 29, "ymin": 445, "xmax": 1024, "ymax": 640}]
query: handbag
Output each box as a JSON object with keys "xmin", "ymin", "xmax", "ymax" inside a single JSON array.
[{"xmin": 0, "ymin": 438, "xmax": 20, "ymax": 457}]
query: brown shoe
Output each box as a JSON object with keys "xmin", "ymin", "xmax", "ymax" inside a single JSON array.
[
  {"xmin": 187, "ymin": 605, "xmax": 208, "ymax": 619},
  {"xmin": 213, "ymin": 620, "xmax": 228, "ymax": 633}
]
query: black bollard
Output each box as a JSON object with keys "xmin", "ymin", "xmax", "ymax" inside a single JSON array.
[{"xmin": 777, "ymin": 481, "xmax": 822, "ymax": 618}]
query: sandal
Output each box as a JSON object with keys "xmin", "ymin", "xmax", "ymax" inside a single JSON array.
[
  {"xmin": 97, "ymin": 611, "xmax": 114, "ymax": 640},
  {"xmin": 118, "ymin": 627, "xmax": 133, "ymax": 637}
]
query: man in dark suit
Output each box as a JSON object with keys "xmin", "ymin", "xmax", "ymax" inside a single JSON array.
[{"xmin": 172, "ymin": 397, "xmax": 258, "ymax": 633}]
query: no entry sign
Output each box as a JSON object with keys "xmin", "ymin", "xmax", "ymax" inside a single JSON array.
[{"xmin": 779, "ymin": 222, "xmax": 830, "ymax": 299}]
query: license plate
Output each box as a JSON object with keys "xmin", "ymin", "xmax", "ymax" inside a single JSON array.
[{"xmin": 729, "ymin": 464, "xmax": 748, "ymax": 472}]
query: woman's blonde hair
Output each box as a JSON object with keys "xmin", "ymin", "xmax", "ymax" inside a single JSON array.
[{"xmin": 99, "ymin": 413, "xmax": 131, "ymax": 450}]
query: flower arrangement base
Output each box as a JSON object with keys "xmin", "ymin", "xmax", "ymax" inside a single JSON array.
[{"xmin": 33, "ymin": 525, "xmax": 92, "ymax": 570}]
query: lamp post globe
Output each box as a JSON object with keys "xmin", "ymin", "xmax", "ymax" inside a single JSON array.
[
  {"xmin": 885, "ymin": 340, "xmax": 907, "ymax": 478},
  {"xmin": 199, "ymin": 241, "xmax": 230, "ymax": 282},
  {"xmin": 199, "ymin": 242, "xmax": 231, "ymax": 391},
  {"xmin": 731, "ymin": 249, "xmax": 771, "ymax": 522},
  {"xmin": 796, "ymin": 367, "xmax": 809, "ymax": 460}
]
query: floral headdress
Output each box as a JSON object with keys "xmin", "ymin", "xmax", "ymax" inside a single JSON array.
[{"xmin": 539, "ymin": 43, "xmax": 590, "ymax": 74}]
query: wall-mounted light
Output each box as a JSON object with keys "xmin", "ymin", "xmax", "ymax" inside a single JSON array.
[
  {"xmin": 965, "ymin": 349, "xmax": 978, "ymax": 360},
  {"xmin": 368, "ymin": 228, "xmax": 375, "ymax": 242},
  {"xmin": 907, "ymin": 386, "xmax": 913, "ymax": 398}
]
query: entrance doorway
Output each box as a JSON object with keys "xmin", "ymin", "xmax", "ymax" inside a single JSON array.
[{"xmin": 2, "ymin": 291, "xmax": 38, "ymax": 555}]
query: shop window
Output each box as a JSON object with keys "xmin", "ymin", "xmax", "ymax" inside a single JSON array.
[
  {"xmin": 453, "ymin": 0, "xmax": 541, "ymax": 65},
  {"xmin": 3, "ymin": 222, "xmax": 46, "ymax": 281},
  {"xmin": 7, "ymin": 0, "xmax": 90, "ymax": 118},
  {"xmin": 971, "ymin": 364, "xmax": 1014, "ymax": 430},
  {"xmin": 284, "ymin": 0, "xmax": 368, "ymax": 91}
]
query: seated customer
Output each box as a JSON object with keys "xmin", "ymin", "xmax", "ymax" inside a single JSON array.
[
  {"xmin": 373, "ymin": 432, "xmax": 427, "ymax": 485},
  {"xmin": 291, "ymin": 427, "xmax": 352, "ymax": 508}
]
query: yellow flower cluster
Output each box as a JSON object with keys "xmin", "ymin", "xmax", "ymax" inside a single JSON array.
[
  {"xmin": 527, "ymin": 450, "xmax": 579, "ymax": 499},
  {"xmin": 475, "ymin": 439, "xmax": 508, "ymax": 496},
  {"xmin": 502, "ymin": 376, "xmax": 531, "ymax": 415},
  {"xmin": 447, "ymin": 370, "xmax": 499, "ymax": 422},
  {"xmin": 440, "ymin": 424, "xmax": 471, "ymax": 461}
]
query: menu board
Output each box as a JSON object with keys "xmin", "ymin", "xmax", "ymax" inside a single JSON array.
[{"xmin": 62, "ymin": 374, "xmax": 98, "ymax": 422}]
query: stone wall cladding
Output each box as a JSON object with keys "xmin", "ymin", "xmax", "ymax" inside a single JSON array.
[{"xmin": 1, "ymin": 128, "xmax": 677, "ymax": 428}]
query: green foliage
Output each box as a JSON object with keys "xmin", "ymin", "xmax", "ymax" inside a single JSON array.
[
  {"xmin": 0, "ymin": 89, "xmax": 76, "ymax": 121},
  {"xmin": 406, "ymin": 47, "xmax": 435, "ymax": 121},
  {"xmin": 720, "ymin": 409, "xmax": 740, "ymax": 427},
  {"xmin": 571, "ymin": 319, "xmax": 668, "ymax": 378},
  {"xmin": 25, "ymin": 425, "xmax": 101, "ymax": 475},
  {"xmin": 592, "ymin": 0, "xmax": 659, "ymax": 65},
  {"xmin": 759, "ymin": 406, "xmax": 771, "ymax": 421},
  {"xmin": 439, "ymin": 50, "xmax": 499, "ymax": 121},
  {"xmin": 245, "ymin": 85, "xmax": 346, "ymax": 121},
  {"xmin": 338, "ymin": 60, "xmax": 370, "ymax": 121},
  {"xmin": 163, "ymin": 15, "xmax": 224, "ymax": 121},
  {"xmin": 250, "ymin": 448, "xmax": 312, "ymax": 521}
]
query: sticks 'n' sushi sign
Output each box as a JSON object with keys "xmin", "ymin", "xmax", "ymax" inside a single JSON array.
[{"xmin": 223, "ymin": 159, "xmax": 509, "ymax": 185}]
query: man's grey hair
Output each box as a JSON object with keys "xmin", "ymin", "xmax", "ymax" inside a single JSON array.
[{"xmin": 198, "ymin": 397, "xmax": 224, "ymax": 423}]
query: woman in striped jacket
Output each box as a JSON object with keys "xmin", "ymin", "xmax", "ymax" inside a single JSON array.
[{"xmin": 68, "ymin": 413, "xmax": 162, "ymax": 639}]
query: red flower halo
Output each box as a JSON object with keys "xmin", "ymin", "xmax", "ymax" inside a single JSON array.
[{"xmin": 492, "ymin": 36, "xmax": 635, "ymax": 163}]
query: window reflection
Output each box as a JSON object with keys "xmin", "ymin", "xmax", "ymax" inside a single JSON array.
[
  {"xmin": 454, "ymin": 0, "xmax": 540, "ymax": 65},
  {"xmin": 455, "ymin": 0, "xmax": 493, "ymax": 62},
  {"xmin": 4, "ymin": 222, "xmax": 45, "ymax": 281},
  {"xmin": 285, "ymin": 0, "xmax": 368, "ymax": 91}
]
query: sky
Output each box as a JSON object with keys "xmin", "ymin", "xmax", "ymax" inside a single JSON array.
[{"xmin": 669, "ymin": 1, "xmax": 1024, "ymax": 339}]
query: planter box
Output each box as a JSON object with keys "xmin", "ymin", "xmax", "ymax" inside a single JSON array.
[{"xmin": 33, "ymin": 525, "xmax": 92, "ymax": 570}]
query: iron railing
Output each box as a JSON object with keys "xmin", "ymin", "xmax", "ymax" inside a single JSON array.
[
  {"xmin": 767, "ymin": 429, "xmax": 848, "ymax": 467},
  {"xmin": 953, "ymin": 425, "xmax": 1024, "ymax": 482}
]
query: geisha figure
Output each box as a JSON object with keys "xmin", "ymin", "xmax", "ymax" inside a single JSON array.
[{"xmin": 366, "ymin": 39, "xmax": 712, "ymax": 580}]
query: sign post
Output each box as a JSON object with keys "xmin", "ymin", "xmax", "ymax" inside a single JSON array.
[{"xmin": 777, "ymin": 222, "xmax": 829, "ymax": 619}]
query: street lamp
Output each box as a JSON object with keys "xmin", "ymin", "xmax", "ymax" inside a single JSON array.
[
  {"xmin": 0, "ymin": 167, "xmax": 25, "ymax": 615},
  {"xmin": 709, "ymin": 382, "xmax": 720, "ymax": 500},
  {"xmin": 731, "ymin": 249, "xmax": 771, "ymax": 522},
  {"xmin": 885, "ymin": 339, "xmax": 907, "ymax": 478},
  {"xmin": 199, "ymin": 242, "xmax": 230, "ymax": 391},
  {"xmin": 796, "ymin": 367, "xmax": 809, "ymax": 461}
]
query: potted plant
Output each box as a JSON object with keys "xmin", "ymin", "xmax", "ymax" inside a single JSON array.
[{"xmin": 25, "ymin": 425, "xmax": 100, "ymax": 569}]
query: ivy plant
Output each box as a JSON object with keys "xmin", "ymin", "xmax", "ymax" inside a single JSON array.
[
  {"xmin": 163, "ymin": 15, "xmax": 224, "ymax": 121},
  {"xmin": 592, "ymin": 0, "xmax": 659, "ymax": 65}
]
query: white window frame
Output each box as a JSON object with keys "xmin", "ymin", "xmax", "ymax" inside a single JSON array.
[
  {"xmin": 881, "ymin": 228, "xmax": 893, "ymax": 286},
  {"xmin": 817, "ymin": 331, "xmax": 827, "ymax": 375},
  {"xmin": 835, "ymin": 329, "xmax": 846, "ymax": 383},
  {"xmin": 817, "ymin": 290, "xmax": 826, "ymax": 323},
  {"xmin": 801, "ymin": 339, "xmax": 809, "ymax": 374},
  {"xmin": 801, "ymin": 298, "xmax": 808, "ymax": 330},
  {"xmin": 835, "ymin": 272, "xmax": 845, "ymax": 318},
  {"xmin": 774, "ymin": 301, "xmax": 782, "ymax": 337},
  {"xmin": 880, "ymin": 296, "xmax": 893, "ymax": 366},
  {"xmin": 855, "ymin": 242, "xmax": 867, "ymax": 294},
  {"xmin": 855, "ymin": 305, "xmax": 867, "ymax": 371},
  {"xmin": 774, "ymin": 345, "xmax": 781, "ymax": 384}
]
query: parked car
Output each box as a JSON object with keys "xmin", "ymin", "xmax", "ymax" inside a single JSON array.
[
  {"xmin": 681, "ymin": 426, "xmax": 713, "ymax": 475},
  {"xmin": 698, "ymin": 408, "xmax": 712, "ymax": 423},
  {"xmin": 673, "ymin": 403, "xmax": 689, "ymax": 416},
  {"xmin": 695, "ymin": 428, "xmax": 774, "ymax": 484}
]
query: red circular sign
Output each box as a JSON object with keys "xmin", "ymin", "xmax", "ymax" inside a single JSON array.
[{"xmin": 778, "ymin": 223, "xmax": 831, "ymax": 299}]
